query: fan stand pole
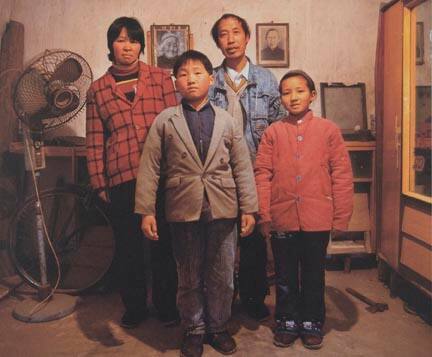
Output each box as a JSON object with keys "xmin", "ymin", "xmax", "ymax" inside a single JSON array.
[{"xmin": 12, "ymin": 137, "xmax": 77, "ymax": 323}]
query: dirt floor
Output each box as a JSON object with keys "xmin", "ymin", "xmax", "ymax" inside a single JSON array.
[{"xmin": 0, "ymin": 268, "xmax": 431, "ymax": 356}]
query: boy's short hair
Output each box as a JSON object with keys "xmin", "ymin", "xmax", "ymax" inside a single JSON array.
[
  {"xmin": 173, "ymin": 50, "xmax": 213, "ymax": 77},
  {"xmin": 107, "ymin": 17, "xmax": 145, "ymax": 62},
  {"xmin": 211, "ymin": 13, "xmax": 250, "ymax": 45},
  {"xmin": 279, "ymin": 70, "xmax": 316, "ymax": 93}
]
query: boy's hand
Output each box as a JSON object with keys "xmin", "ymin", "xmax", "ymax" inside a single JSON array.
[
  {"xmin": 240, "ymin": 213, "xmax": 255, "ymax": 237},
  {"xmin": 141, "ymin": 215, "xmax": 159, "ymax": 240},
  {"xmin": 259, "ymin": 222, "xmax": 271, "ymax": 239}
]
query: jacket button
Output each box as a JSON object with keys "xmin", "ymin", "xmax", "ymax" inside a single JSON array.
[
  {"xmin": 168, "ymin": 134, "xmax": 173, "ymax": 139},
  {"xmin": 297, "ymin": 135, "xmax": 303, "ymax": 142},
  {"xmin": 220, "ymin": 158, "xmax": 224, "ymax": 164},
  {"xmin": 296, "ymin": 175, "xmax": 302, "ymax": 182},
  {"xmin": 181, "ymin": 152, "xmax": 187, "ymax": 159}
]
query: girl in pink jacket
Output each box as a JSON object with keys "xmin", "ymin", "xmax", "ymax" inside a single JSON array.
[{"xmin": 255, "ymin": 70, "xmax": 353, "ymax": 350}]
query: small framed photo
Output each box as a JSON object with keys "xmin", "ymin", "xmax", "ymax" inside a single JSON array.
[
  {"xmin": 256, "ymin": 23, "xmax": 289, "ymax": 68},
  {"xmin": 150, "ymin": 24, "xmax": 190, "ymax": 70},
  {"xmin": 416, "ymin": 22, "xmax": 424, "ymax": 65}
]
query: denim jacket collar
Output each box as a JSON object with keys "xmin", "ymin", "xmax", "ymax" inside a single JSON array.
[{"xmin": 212, "ymin": 58, "xmax": 259, "ymax": 93}]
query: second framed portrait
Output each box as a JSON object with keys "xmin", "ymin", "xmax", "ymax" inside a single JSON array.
[
  {"xmin": 150, "ymin": 24, "xmax": 191, "ymax": 70},
  {"xmin": 256, "ymin": 23, "xmax": 289, "ymax": 68}
]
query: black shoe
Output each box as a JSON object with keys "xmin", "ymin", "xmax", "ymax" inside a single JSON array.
[
  {"xmin": 120, "ymin": 310, "xmax": 147, "ymax": 329},
  {"xmin": 243, "ymin": 300, "xmax": 270, "ymax": 321},
  {"xmin": 273, "ymin": 318, "xmax": 299, "ymax": 347},
  {"xmin": 206, "ymin": 331, "xmax": 237, "ymax": 355},
  {"xmin": 180, "ymin": 333, "xmax": 204, "ymax": 357},
  {"xmin": 300, "ymin": 321, "xmax": 323, "ymax": 350},
  {"xmin": 159, "ymin": 310, "xmax": 180, "ymax": 327}
]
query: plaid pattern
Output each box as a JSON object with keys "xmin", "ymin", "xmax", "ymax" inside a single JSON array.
[{"xmin": 86, "ymin": 61, "xmax": 177, "ymax": 190}]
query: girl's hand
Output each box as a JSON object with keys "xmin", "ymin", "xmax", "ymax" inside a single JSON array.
[
  {"xmin": 259, "ymin": 222, "xmax": 271, "ymax": 239},
  {"xmin": 142, "ymin": 215, "xmax": 159, "ymax": 240},
  {"xmin": 240, "ymin": 213, "xmax": 255, "ymax": 237}
]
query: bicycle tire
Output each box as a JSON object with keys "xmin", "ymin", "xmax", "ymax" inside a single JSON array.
[{"xmin": 8, "ymin": 184, "xmax": 115, "ymax": 294}]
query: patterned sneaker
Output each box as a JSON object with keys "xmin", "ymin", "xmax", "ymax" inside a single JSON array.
[
  {"xmin": 300, "ymin": 321, "xmax": 323, "ymax": 350},
  {"xmin": 273, "ymin": 318, "xmax": 299, "ymax": 347}
]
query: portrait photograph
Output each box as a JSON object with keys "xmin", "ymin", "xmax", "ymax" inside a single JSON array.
[
  {"xmin": 256, "ymin": 23, "xmax": 289, "ymax": 68},
  {"xmin": 150, "ymin": 24, "xmax": 190, "ymax": 70},
  {"xmin": 416, "ymin": 22, "xmax": 424, "ymax": 65}
]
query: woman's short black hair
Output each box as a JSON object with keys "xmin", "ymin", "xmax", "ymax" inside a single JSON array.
[
  {"xmin": 211, "ymin": 13, "xmax": 250, "ymax": 46},
  {"xmin": 107, "ymin": 17, "xmax": 145, "ymax": 62},
  {"xmin": 172, "ymin": 50, "xmax": 213, "ymax": 77},
  {"xmin": 279, "ymin": 70, "xmax": 316, "ymax": 93}
]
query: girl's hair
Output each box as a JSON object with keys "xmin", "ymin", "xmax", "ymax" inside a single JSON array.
[
  {"xmin": 279, "ymin": 70, "xmax": 316, "ymax": 93},
  {"xmin": 107, "ymin": 17, "xmax": 145, "ymax": 62},
  {"xmin": 173, "ymin": 50, "xmax": 213, "ymax": 77}
]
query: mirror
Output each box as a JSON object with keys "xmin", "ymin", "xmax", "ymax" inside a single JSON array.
[{"xmin": 403, "ymin": 0, "xmax": 431, "ymax": 202}]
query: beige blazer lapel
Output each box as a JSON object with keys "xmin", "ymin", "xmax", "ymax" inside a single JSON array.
[
  {"xmin": 169, "ymin": 105, "xmax": 203, "ymax": 169},
  {"xmin": 203, "ymin": 104, "xmax": 225, "ymax": 171}
]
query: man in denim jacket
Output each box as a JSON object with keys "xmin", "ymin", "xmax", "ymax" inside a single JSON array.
[{"xmin": 209, "ymin": 13, "xmax": 285, "ymax": 321}]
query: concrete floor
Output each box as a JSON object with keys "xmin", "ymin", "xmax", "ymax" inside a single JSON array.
[{"xmin": 0, "ymin": 268, "xmax": 431, "ymax": 357}]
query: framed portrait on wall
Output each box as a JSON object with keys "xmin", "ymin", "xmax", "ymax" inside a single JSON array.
[
  {"xmin": 256, "ymin": 23, "xmax": 289, "ymax": 68},
  {"xmin": 150, "ymin": 24, "xmax": 191, "ymax": 70},
  {"xmin": 416, "ymin": 22, "xmax": 424, "ymax": 65}
]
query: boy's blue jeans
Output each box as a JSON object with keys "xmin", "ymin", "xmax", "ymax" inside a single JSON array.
[{"xmin": 170, "ymin": 218, "xmax": 237, "ymax": 335}]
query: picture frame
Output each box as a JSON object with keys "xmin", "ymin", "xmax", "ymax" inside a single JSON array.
[
  {"xmin": 416, "ymin": 22, "xmax": 424, "ymax": 65},
  {"xmin": 320, "ymin": 82, "xmax": 368, "ymax": 138},
  {"xmin": 256, "ymin": 23, "xmax": 289, "ymax": 68},
  {"xmin": 150, "ymin": 24, "xmax": 191, "ymax": 70}
]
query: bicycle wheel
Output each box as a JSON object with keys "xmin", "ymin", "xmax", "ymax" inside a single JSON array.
[{"xmin": 9, "ymin": 185, "xmax": 115, "ymax": 293}]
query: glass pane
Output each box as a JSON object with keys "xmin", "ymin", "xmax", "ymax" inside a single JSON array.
[{"xmin": 413, "ymin": 1, "xmax": 431, "ymax": 197}]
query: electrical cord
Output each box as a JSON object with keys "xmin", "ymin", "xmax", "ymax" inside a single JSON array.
[{"xmin": 23, "ymin": 128, "xmax": 62, "ymax": 315}]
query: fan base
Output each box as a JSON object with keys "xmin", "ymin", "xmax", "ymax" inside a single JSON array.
[{"xmin": 12, "ymin": 294, "xmax": 77, "ymax": 323}]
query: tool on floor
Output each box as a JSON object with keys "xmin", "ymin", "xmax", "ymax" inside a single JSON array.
[{"xmin": 346, "ymin": 288, "xmax": 389, "ymax": 313}]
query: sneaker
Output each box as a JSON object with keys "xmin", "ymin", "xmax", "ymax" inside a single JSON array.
[
  {"xmin": 180, "ymin": 333, "xmax": 204, "ymax": 357},
  {"xmin": 273, "ymin": 319, "xmax": 299, "ymax": 347},
  {"xmin": 243, "ymin": 300, "xmax": 270, "ymax": 321},
  {"xmin": 206, "ymin": 331, "xmax": 237, "ymax": 355},
  {"xmin": 300, "ymin": 321, "xmax": 323, "ymax": 350},
  {"xmin": 120, "ymin": 310, "xmax": 147, "ymax": 329}
]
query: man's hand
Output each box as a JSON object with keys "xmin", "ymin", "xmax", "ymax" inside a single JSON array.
[
  {"xmin": 259, "ymin": 222, "xmax": 271, "ymax": 239},
  {"xmin": 240, "ymin": 213, "xmax": 255, "ymax": 237},
  {"xmin": 141, "ymin": 215, "xmax": 159, "ymax": 240},
  {"xmin": 331, "ymin": 229, "xmax": 345, "ymax": 239}
]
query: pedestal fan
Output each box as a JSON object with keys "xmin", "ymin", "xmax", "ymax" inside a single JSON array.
[{"xmin": 10, "ymin": 49, "xmax": 93, "ymax": 322}]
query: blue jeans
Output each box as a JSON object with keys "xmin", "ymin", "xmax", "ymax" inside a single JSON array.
[{"xmin": 170, "ymin": 218, "xmax": 237, "ymax": 334}]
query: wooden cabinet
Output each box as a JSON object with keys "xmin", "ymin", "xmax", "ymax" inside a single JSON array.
[
  {"xmin": 328, "ymin": 141, "xmax": 376, "ymax": 256},
  {"xmin": 377, "ymin": 0, "xmax": 431, "ymax": 298}
]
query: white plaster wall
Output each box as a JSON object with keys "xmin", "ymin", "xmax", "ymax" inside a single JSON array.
[
  {"xmin": 0, "ymin": 0, "xmax": 14, "ymax": 43},
  {"xmin": 5, "ymin": 0, "xmax": 382, "ymax": 137}
]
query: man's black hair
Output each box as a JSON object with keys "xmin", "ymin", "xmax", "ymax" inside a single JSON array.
[
  {"xmin": 107, "ymin": 17, "xmax": 145, "ymax": 62},
  {"xmin": 210, "ymin": 13, "xmax": 250, "ymax": 46},
  {"xmin": 279, "ymin": 70, "xmax": 316, "ymax": 93},
  {"xmin": 173, "ymin": 50, "xmax": 213, "ymax": 77}
]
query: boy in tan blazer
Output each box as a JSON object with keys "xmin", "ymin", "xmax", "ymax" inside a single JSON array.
[{"xmin": 135, "ymin": 50, "xmax": 257, "ymax": 357}]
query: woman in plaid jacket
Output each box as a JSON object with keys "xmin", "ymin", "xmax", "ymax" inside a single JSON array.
[{"xmin": 86, "ymin": 17, "xmax": 178, "ymax": 328}]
